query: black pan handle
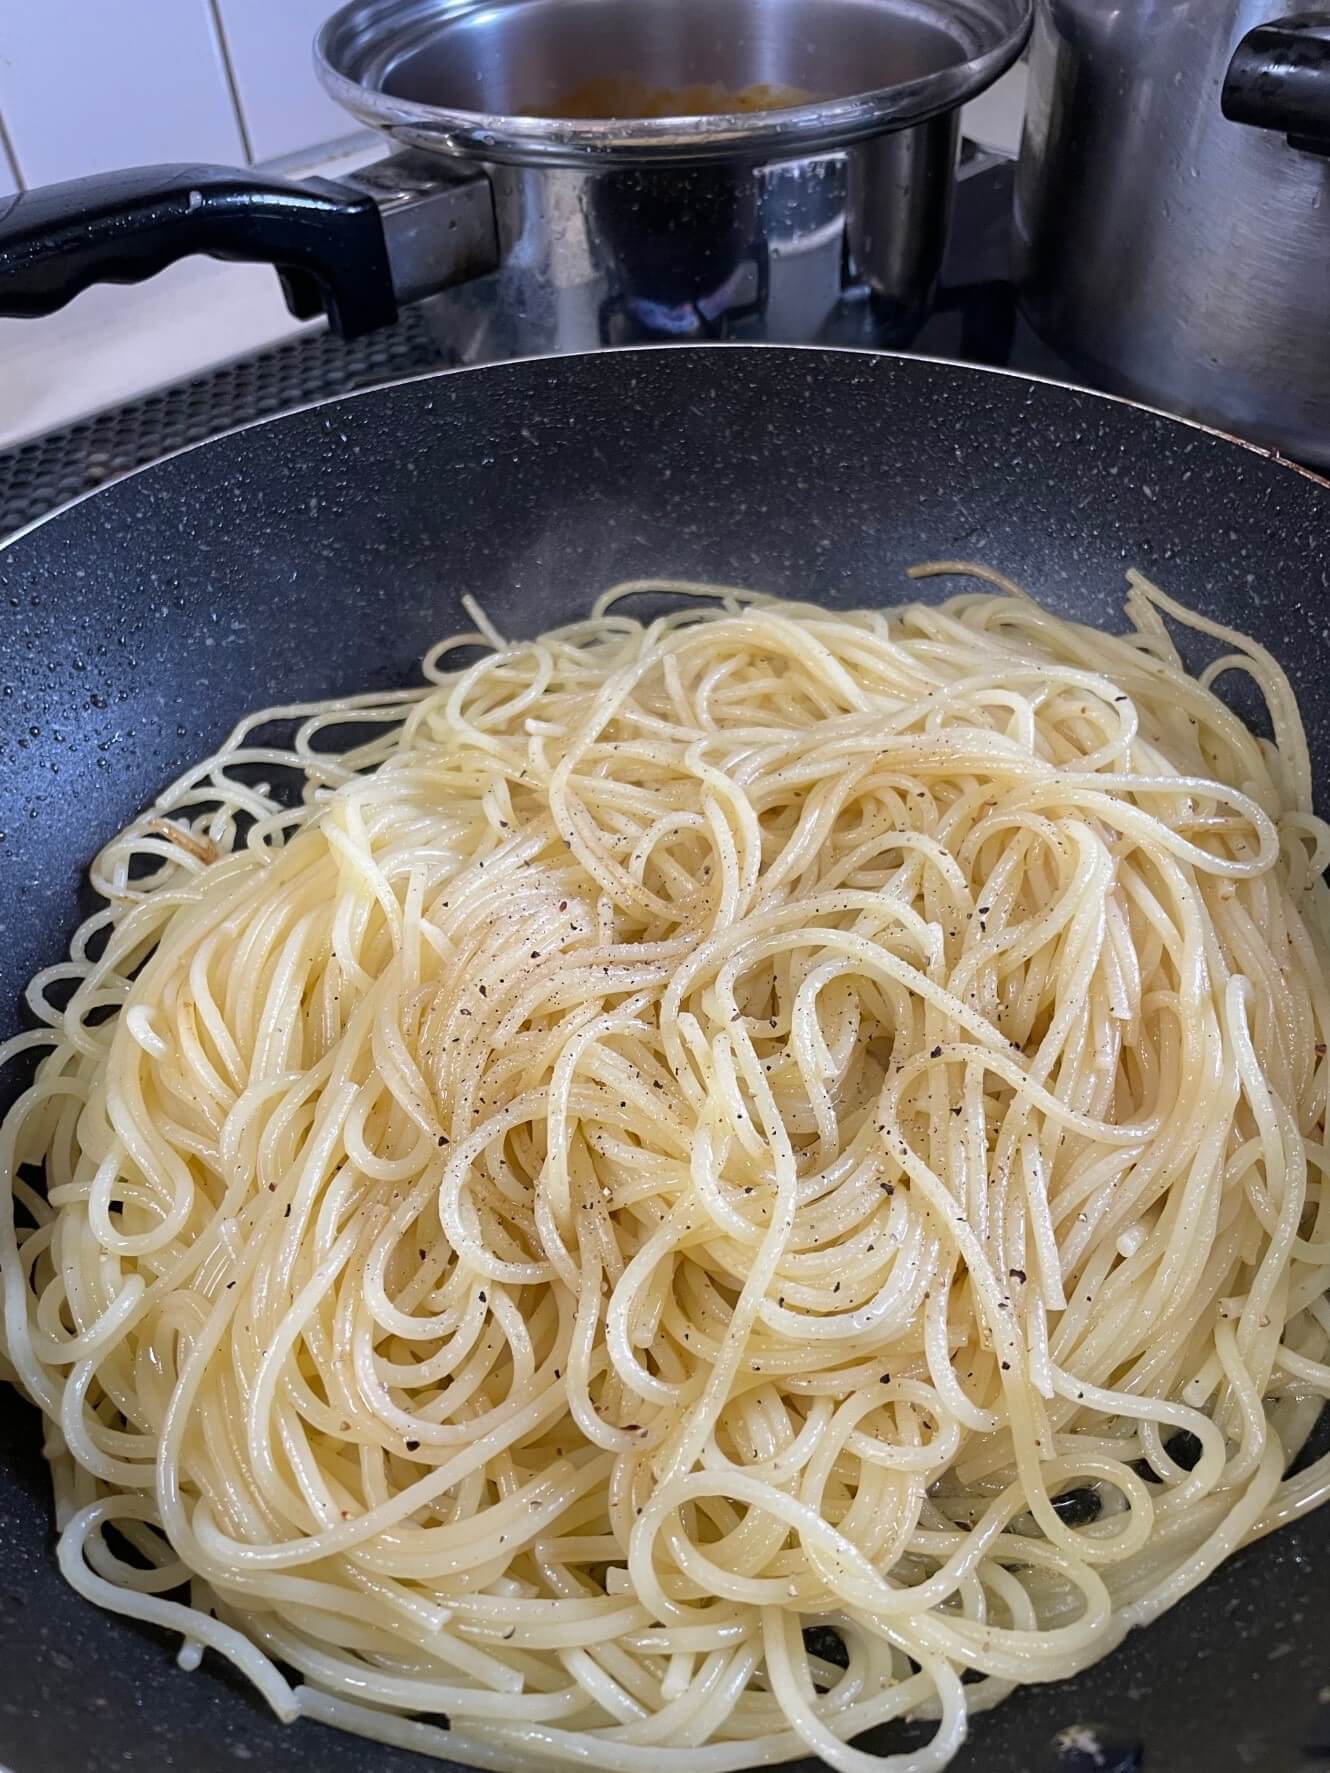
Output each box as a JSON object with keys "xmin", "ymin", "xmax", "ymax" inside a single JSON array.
[
  {"xmin": 1222, "ymin": 12, "xmax": 1330, "ymax": 156},
  {"xmin": 0, "ymin": 163, "xmax": 398, "ymax": 337}
]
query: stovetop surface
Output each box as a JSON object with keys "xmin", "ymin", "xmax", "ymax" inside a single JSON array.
[{"xmin": 0, "ymin": 156, "xmax": 1039, "ymax": 541}]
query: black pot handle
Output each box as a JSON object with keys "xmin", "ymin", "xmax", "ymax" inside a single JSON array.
[
  {"xmin": 1222, "ymin": 12, "xmax": 1330, "ymax": 156},
  {"xmin": 0, "ymin": 163, "xmax": 398, "ymax": 337}
]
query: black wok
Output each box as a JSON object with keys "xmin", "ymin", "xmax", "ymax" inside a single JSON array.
[{"xmin": 0, "ymin": 345, "xmax": 1328, "ymax": 1773}]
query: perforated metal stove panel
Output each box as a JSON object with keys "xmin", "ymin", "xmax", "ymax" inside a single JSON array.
[{"xmin": 0, "ymin": 308, "xmax": 448, "ymax": 540}]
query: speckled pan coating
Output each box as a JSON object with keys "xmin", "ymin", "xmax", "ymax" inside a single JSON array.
[{"xmin": 0, "ymin": 346, "xmax": 1327, "ymax": 1773}]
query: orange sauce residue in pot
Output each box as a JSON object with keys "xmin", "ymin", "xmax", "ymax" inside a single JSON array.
[{"xmin": 535, "ymin": 78, "xmax": 816, "ymax": 120}]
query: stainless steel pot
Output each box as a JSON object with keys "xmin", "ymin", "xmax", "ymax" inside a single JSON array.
[
  {"xmin": 0, "ymin": 0, "xmax": 1029, "ymax": 360},
  {"xmin": 1015, "ymin": 2, "xmax": 1330, "ymax": 465}
]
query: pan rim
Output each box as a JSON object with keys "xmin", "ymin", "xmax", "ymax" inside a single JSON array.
[{"xmin": 3, "ymin": 342, "xmax": 1328, "ymax": 565}]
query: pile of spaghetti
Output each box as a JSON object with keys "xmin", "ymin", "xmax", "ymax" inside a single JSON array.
[{"xmin": 2, "ymin": 568, "xmax": 1329, "ymax": 1772}]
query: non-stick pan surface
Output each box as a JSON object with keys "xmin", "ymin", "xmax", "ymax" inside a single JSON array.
[{"xmin": 0, "ymin": 346, "xmax": 1327, "ymax": 1773}]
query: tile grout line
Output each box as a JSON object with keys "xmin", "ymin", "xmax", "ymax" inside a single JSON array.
[{"xmin": 205, "ymin": 0, "xmax": 255, "ymax": 166}]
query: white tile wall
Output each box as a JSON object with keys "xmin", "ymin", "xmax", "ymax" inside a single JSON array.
[
  {"xmin": 214, "ymin": 0, "xmax": 352, "ymax": 164},
  {"xmin": 0, "ymin": 0, "xmax": 247, "ymax": 187},
  {"xmin": 963, "ymin": 64, "xmax": 1029, "ymax": 156}
]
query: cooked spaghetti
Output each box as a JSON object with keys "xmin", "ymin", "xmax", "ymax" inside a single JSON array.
[{"xmin": 2, "ymin": 568, "xmax": 1329, "ymax": 1772}]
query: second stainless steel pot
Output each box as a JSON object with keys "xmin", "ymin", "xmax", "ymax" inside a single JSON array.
[
  {"xmin": 0, "ymin": 0, "xmax": 1029, "ymax": 359},
  {"xmin": 1015, "ymin": 1, "xmax": 1330, "ymax": 465}
]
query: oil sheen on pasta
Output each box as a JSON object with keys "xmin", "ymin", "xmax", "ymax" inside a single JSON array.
[{"xmin": 2, "ymin": 567, "xmax": 1329, "ymax": 1773}]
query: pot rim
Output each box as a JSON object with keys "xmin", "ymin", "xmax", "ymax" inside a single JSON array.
[{"xmin": 316, "ymin": 0, "xmax": 1032, "ymax": 168}]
